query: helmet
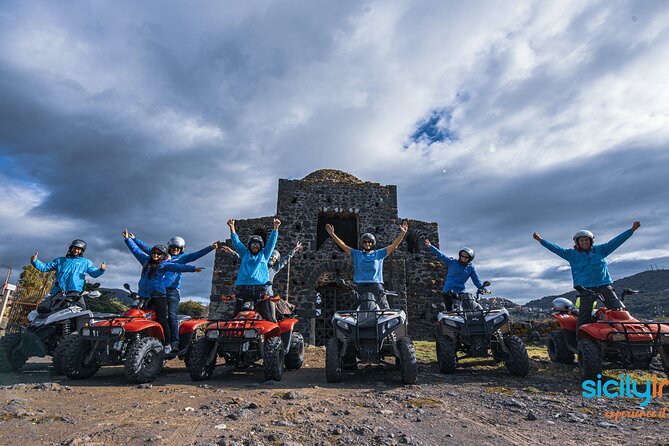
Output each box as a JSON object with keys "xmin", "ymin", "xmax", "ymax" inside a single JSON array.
[
  {"xmin": 167, "ymin": 236, "xmax": 186, "ymax": 250},
  {"xmin": 69, "ymin": 239, "xmax": 87, "ymax": 255},
  {"xmin": 573, "ymin": 230, "xmax": 594, "ymax": 243},
  {"xmin": 360, "ymin": 233, "xmax": 376, "ymax": 247},
  {"xmin": 151, "ymin": 244, "xmax": 169, "ymax": 257},
  {"xmin": 270, "ymin": 250, "xmax": 280, "ymax": 260},
  {"xmin": 552, "ymin": 297, "xmax": 574, "ymax": 313},
  {"xmin": 248, "ymin": 235, "xmax": 264, "ymax": 249},
  {"xmin": 459, "ymin": 247, "xmax": 475, "ymax": 261}
]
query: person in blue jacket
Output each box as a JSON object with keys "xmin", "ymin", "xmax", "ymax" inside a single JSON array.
[
  {"xmin": 30, "ymin": 239, "xmax": 106, "ymax": 298},
  {"xmin": 122, "ymin": 229, "xmax": 204, "ymax": 354},
  {"xmin": 325, "ymin": 221, "xmax": 408, "ymax": 309},
  {"xmin": 126, "ymin": 232, "xmax": 219, "ymax": 350},
  {"xmin": 533, "ymin": 221, "xmax": 641, "ymax": 330},
  {"xmin": 227, "ymin": 218, "xmax": 281, "ymax": 322},
  {"xmin": 423, "ymin": 239, "xmax": 486, "ymax": 311}
]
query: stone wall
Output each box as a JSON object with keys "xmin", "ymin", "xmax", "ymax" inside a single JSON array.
[{"xmin": 208, "ymin": 170, "xmax": 445, "ymax": 342}]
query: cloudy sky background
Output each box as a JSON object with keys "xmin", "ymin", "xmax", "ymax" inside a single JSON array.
[{"xmin": 1, "ymin": 0, "xmax": 668, "ymax": 303}]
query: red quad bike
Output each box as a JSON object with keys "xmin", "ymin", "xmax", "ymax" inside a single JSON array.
[
  {"xmin": 187, "ymin": 293, "xmax": 304, "ymax": 382},
  {"xmin": 549, "ymin": 286, "xmax": 669, "ymax": 380},
  {"xmin": 62, "ymin": 283, "xmax": 207, "ymax": 383}
]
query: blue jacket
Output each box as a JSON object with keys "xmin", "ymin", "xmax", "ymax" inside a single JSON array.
[
  {"xmin": 133, "ymin": 237, "xmax": 214, "ymax": 289},
  {"xmin": 351, "ymin": 248, "xmax": 388, "ymax": 284},
  {"xmin": 231, "ymin": 230, "xmax": 278, "ymax": 286},
  {"xmin": 125, "ymin": 238, "xmax": 196, "ymax": 298},
  {"xmin": 540, "ymin": 229, "xmax": 634, "ymax": 288},
  {"xmin": 32, "ymin": 256, "xmax": 105, "ymax": 294},
  {"xmin": 429, "ymin": 245, "xmax": 484, "ymax": 293}
]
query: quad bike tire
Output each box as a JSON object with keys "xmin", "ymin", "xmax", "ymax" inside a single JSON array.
[
  {"xmin": 52, "ymin": 334, "xmax": 79, "ymax": 375},
  {"xmin": 435, "ymin": 334, "xmax": 457, "ymax": 374},
  {"xmin": 124, "ymin": 337, "xmax": 165, "ymax": 384},
  {"xmin": 325, "ymin": 337, "xmax": 343, "ymax": 383},
  {"xmin": 0, "ymin": 333, "xmax": 28, "ymax": 372},
  {"xmin": 504, "ymin": 335, "xmax": 530, "ymax": 377},
  {"xmin": 342, "ymin": 340, "xmax": 358, "ymax": 370},
  {"xmin": 263, "ymin": 336, "xmax": 285, "ymax": 381},
  {"xmin": 397, "ymin": 336, "xmax": 418, "ymax": 384},
  {"xmin": 62, "ymin": 336, "xmax": 101, "ymax": 379},
  {"xmin": 547, "ymin": 331, "xmax": 574, "ymax": 365},
  {"xmin": 284, "ymin": 333, "xmax": 305, "ymax": 370},
  {"xmin": 577, "ymin": 338, "xmax": 602, "ymax": 381},
  {"xmin": 187, "ymin": 337, "xmax": 216, "ymax": 381}
]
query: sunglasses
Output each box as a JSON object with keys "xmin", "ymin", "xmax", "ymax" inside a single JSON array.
[
  {"xmin": 250, "ymin": 242, "xmax": 261, "ymax": 248},
  {"xmin": 151, "ymin": 251, "xmax": 164, "ymax": 256}
]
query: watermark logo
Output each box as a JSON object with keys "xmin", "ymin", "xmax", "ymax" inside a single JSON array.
[{"xmin": 582, "ymin": 374, "xmax": 669, "ymax": 407}]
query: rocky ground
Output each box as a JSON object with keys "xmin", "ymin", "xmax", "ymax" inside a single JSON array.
[{"xmin": 1, "ymin": 343, "xmax": 668, "ymax": 446}]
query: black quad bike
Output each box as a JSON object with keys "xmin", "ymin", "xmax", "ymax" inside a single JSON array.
[
  {"xmin": 0, "ymin": 284, "xmax": 102, "ymax": 374},
  {"xmin": 434, "ymin": 282, "xmax": 530, "ymax": 377},
  {"xmin": 549, "ymin": 286, "xmax": 669, "ymax": 380},
  {"xmin": 325, "ymin": 281, "xmax": 417, "ymax": 384}
]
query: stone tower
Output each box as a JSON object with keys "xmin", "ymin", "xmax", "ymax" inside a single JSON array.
[{"xmin": 208, "ymin": 169, "xmax": 446, "ymax": 342}]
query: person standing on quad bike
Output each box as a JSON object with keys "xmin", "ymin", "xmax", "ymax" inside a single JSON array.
[
  {"xmin": 122, "ymin": 229, "xmax": 204, "ymax": 354},
  {"xmin": 31, "ymin": 239, "xmax": 106, "ymax": 299},
  {"xmin": 325, "ymin": 221, "xmax": 408, "ymax": 309},
  {"xmin": 423, "ymin": 240, "xmax": 487, "ymax": 311},
  {"xmin": 533, "ymin": 221, "xmax": 641, "ymax": 330},
  {"xmin": 227, "ymin": 218, "xmax": 282, "ymax": 322},
  {"xmin": 126, "ymin": 232, "xmax": 220, "ymax": 351}
]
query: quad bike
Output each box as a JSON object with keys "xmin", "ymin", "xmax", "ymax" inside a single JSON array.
[
  {"xmin": 61, "ymin": 283, "xmax": 207, "ymax": 383},
  {"xmin": 187, "ymin": 292, "xmax": 304, "ymax": 382},
  {"xmin": 0, "ymin": 284, "xmax": 102, "ymax": 374},
  {"xmin": 325, "ymin": 281, "xmax": 417, "ymax": 384},
  {"xmin": 549, "ymin": 286, "xmax": 669, "ymax": 380},
  {"xmin": 434, "ymin": 281, "xmax": 530, "ymax": 377}
]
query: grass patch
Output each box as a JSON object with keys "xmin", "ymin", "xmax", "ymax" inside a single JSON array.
[{"xmin": 414, "ymin": 341, "xmax": 436, "ymax": 363}]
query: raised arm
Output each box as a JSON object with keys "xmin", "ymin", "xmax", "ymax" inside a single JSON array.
[
  {"xmin": 162, "ymin": 262, "xmax": 202, "ymax": 273},
  {"xmin": 469, "ymin": 266, "xmax": 485, "ymax": 290},
  {"xmin": 123, "ymin": 229, "xmax": 149, "ymax": 263},
  {"xmin": 175, "ymin": 242, "xmax": 218, "ymax": 264},
  {"xmin": 276, "ymin": 241, "xmax": 302, "ymax": 272},
  {"xmin": 131, "ymin": 233, "xmax": 151, "ymax": 254},
  {"xmin": 262, "ymin": 219, "xmax": 281, "ymax": 258},
  {"xmin": 31, "ymin": 252, "xmax": 59, "ymax": 272},
  {"xmin": 227, "ymin": 219, "xmax": 248, "ymax": 255},
  {"xmin": 86, "ymin": 259, "xmax": 106, "ymax": 278},
  {"xmin": 325, "ymin": 224, "xmax": 351, "ymax": 255},
  {"xmin": 386, "ymin": 221, "xmax": 408, "ymax": 255},
  {"xmin": 534, "ymin": 232, "xmax": 570, "ymax": 262},
  {"xmin": 597, "ymin": 221, "xmax": 640, "ymax": 258},
  {"xmin": 424, "ymin": 239, "xmax": 452, "ymax": 264}
]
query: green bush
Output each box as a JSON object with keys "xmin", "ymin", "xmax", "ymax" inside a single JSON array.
[
  {"xmin": 178, "ymin": 300, "xmax": 207, "ymax": 317},
  {"xmin": 85, "ymin": 294, "xmax": 128, "ymax": 313}
]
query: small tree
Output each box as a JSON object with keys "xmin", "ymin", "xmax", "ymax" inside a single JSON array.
[
  {"xmin": 178, "ymin": 300, "xmax": 207, "ymax": 317},
  {"xmin": 15, "ymin": 264, "xmax": 55, "ymax": 302}
]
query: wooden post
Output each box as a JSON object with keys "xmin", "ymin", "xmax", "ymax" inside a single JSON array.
[
  {"xmin": 286, "ymin": 258, "xmax": 291, "ymax": 303},
  {"xmin": 0, "ymin": 283, "xmax": 16, "ymax": 328}
]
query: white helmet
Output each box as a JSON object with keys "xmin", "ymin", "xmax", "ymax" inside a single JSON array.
[
  {"xmin": 271, "ymin": 250, "xmax": 280, "ymax": 260},
  {"xmin": 168, "ymin": 236, "xmax": 186, "ymax": 250},
  {"xmin": 459, "ymin": 247, "xmax": 475, "ymax": 261},
  {"xmin": 572, "ymin": 230, "xmax": 594, "ymax": 243}
]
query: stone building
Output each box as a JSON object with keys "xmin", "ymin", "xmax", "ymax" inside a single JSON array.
[{"xmin": 208, "ymin": 169, "xmax": 447, "ymax": 342}]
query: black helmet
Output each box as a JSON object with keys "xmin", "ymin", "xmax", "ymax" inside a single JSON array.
[
  {"xmin": 360, "ymin": 233, "xmax": 376, "ymax": 247},
  {"xmin": 151, "ymin": 244, "xmax": 169, "ymax": 257},
  {"xmin": 68, "ymin": 239, "xmax": 87, "ymax": 256},
  {"xmin": 247, "ymin": 235, "xmax": 264, "ymax": 249}
]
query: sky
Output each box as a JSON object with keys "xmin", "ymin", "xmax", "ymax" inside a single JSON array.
[{"xmin": 1, "ymin": 0, "xmax": 668, "ymax": 304}]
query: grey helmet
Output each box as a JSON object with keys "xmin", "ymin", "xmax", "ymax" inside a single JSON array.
[
  {"xmin": 459, "ymin": 247, "xmax": 475, "ymax": 262},
  {"xmin": 68, "ymin": 239, "xmax": 87, "ymax": 256},
  {"xmin": 573, "ymin": 230, "xmax": 594, "ymax": 243},
  {"xmin": 552, "ymin": 297, "xmax": 574, "ymax": 313},
  {"xmin": 270, "ymin": 250, "xmax": 281, "ymax": 260},
  {"xmin": 360, "ymin": 233, "xmax": 376, "ymax": 247},
  {"xmin": 248, "ymin": 235, "xmax": 264, "ymax": 249},
  {"xmin": 168, "ymin": 236, "xmax": 186, "ymax": 250}
]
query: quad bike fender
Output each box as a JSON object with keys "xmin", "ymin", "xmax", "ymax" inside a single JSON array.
[
  {"xmin": 179, "ymin": 319, "xmax": 209, "ymax": 335},
  {"xmin": 278, "ymin": 318, "xmax": 298, "ymax": 334},
  {"xmin": 124, "ymin": 321, "xmax": 164, "ymax": 341},
  {"xmin": 553, "ymin": 312, "xmax": 577, "ymax": 332}
]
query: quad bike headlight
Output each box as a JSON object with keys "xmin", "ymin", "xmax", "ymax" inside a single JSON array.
[
  {"xmin": 81, "ymin": 328, "xmax": 91, "ymax": 336},
  {"xmin": 244, "ymin": 329, "xmax": 258, "ymax": 339},
  {"xmin": 206, "ymin": 329, "xmax": 220, "ymax": 339},
  {"xmin": 110, "ymin": 326, "xmax": 124, "ymax": 336},
  {"xmin": 386, "ymin": 318, "xmax": 401, "ymax": 331},
  {"xmin": 27, "ymin": 310, "xmax": 38, "ymax": 322},
  {"xmin": 443, "ymin": 319, "xmax": 459, "ymax": 328},
  {"xmin": 493, "ymin": 314, "xmax": 506, "ymax": 325}
]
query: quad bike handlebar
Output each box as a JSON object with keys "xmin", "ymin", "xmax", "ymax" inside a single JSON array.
[{"xmin": 574, "ymin": 286, "xmax": 643, "ymax": 303}]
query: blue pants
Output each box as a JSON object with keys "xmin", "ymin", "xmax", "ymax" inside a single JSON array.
[{"xmin": 166, "ymin": 288, "xmax": 181, "ymax": 346}]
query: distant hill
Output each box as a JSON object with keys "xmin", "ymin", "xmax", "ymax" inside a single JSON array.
[
  {"xmin": 99, "ymin": 288, "xmax": 135, "ymax": 306},
  {"xmin": 524, "ymin": 269, "xmax": 669, "ymax": 318}
]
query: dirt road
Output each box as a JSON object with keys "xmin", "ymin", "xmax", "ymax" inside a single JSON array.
[{"xmin": 1, "ymin": 344, "xmax": 667, "ymax": 446}]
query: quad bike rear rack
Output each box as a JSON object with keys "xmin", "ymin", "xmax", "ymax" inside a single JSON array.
[
  {"xmin": 593, "ymin": 320, "xmax": 669, "ymax": 347},
  {"xmin": 205, "ymin": 318, "xmax": 265, "ymax": 340}
]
